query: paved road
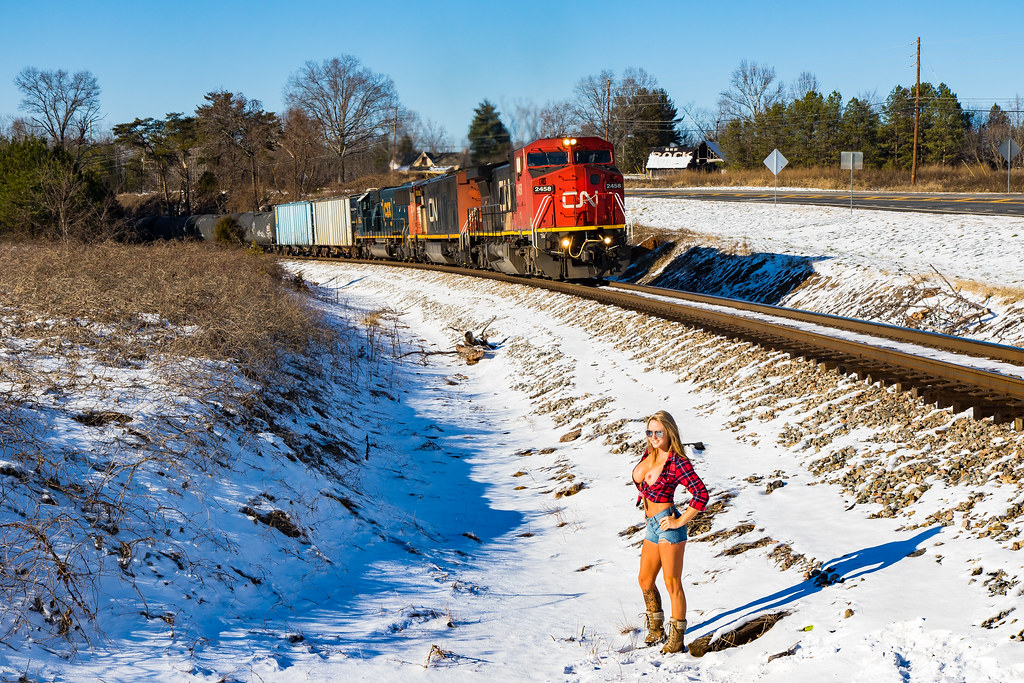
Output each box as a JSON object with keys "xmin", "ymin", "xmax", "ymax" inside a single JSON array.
[{"xmin": 627, "ymin": 187, "xmax": 1024, "ymax": 217}]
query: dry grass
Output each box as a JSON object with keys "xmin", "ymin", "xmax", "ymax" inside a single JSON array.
[
  {"xmin": 0, "ymin": 240, "xmax": 331, "ymax": 377},
  {"xmin": 630, "ymin": 163, "xmax": 1023, "ymax": 193},
  {"xmin": 631, "ymin": 223, "xmax": 750, "ymax": 256},
  {"xmin": 952, "ymin": 279, "xmax": 1024, "ymax": 304}
]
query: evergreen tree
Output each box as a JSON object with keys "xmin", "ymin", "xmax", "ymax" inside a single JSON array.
[
  {"xmin": 787, "ymin": 90, "xmax": 825, "ymax": 166},
  {"xmin": 840, "ymin": 97, "xmax": 882, "ymax": 167},
  {"xmin": 0, "ymin": 136, "xmax": 109, "ymax": 239},
  {"xmin": 921, "ymin": 83, "xmax": 969, "ymax": 165},
  {"xmin": 881, "ymin": 85, "xmax": 918, "ymax": 169},
  {"xmin": 980, "ymin": 104, "xmax": 1012, "ymax": 167},
  {"xmin": 717, "ymin": 118, "xmax": 752, "ymax": 168},
  {"xmin": 468, "ymin": 100, "xmax": 511, "ymax": 165},
  {"xmin": 818, "ymin": 91, "xmax": 844, "ymax": 166},
  {"xmin": 616, "ymin": 87, "xmax": 681, "ymax": 174}
]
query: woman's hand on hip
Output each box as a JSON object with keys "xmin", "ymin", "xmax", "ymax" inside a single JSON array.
[{"xmin": 659, "ymin": 516, "xmax": 679, "ymax": 531}]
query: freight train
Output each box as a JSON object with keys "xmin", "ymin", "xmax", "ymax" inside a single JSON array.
[{"xmin": 140, "ymin": 136, "xmax": 630, "ymax": 280}]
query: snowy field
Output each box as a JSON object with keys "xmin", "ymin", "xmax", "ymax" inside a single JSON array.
[
  {"xmin": 2, "ymin": 199, "xmax": 1024, "ymax": 681},
  {"xmin": 628, "ymin": 196, "xmax": 1024, "ymax": 288},
  {"xmin": 625, "ymin": 197, "xmax": 1024, "ymax": 347}
]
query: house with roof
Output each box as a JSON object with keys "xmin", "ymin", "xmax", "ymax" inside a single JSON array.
[
  {"xmin": 645, "ymin": 141, "xmax": 725, "ymax": 177},
  {"xmin": 389, "ymin": 151, "xmax": 464, "ymax": 175}
]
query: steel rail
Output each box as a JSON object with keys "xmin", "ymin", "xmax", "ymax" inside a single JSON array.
[
  {"xmin": 607, "ymin": 281, "xmax": 1024, "ymax": 366},
  {"xmin": 285, "ymin": 256, "xmax": 1024, "ymax": 427}
]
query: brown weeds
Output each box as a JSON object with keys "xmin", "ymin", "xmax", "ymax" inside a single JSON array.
[
  {"xmin": 629, "ymin": 164, "xmax": 1024, "ymax": 193},
  {"xmin": 0, "ymin": 241, "xmax": 332, "ymax": 377}
]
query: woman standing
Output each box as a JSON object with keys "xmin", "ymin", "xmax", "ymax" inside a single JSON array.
[{"xmin": 632, "ymin": 410, "xmax": 708, "ymax": 654}]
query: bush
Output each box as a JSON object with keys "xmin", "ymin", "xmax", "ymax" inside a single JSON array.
[
  {"xmin": 0, "ymin": 137, "xmax": 116, "ymax": 242},
  {"xmin": 214, "ymin": 215, "xmax": 245, "ymax": 244}
]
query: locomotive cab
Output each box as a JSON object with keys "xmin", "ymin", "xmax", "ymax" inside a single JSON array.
[{"xmin": 514, "ymin": 137, "xmax": 629, "ymax": 279}]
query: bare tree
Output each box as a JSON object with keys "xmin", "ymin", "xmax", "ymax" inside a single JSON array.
[
  {"xmin": 680, "ymin": 102, "xmax": 726, "ymax": 141},
  {"xmin": 571, "ymin": 67, "xmax": 666, "ymax": 152},
  {"xmin": 14, "ymin": 67, "xmax": 102, "ymax": 154},
  {"xmin": 537, "ymin": 100, "xmax": 575, "ymax": 139},
  {"xmin": 196, "ymin": 91, "xmax": 279, "ymax": 212},
  {"xmin": 416, "ymin": 117, "xmax": 451, "ymax": 152},
  {"xmin": 502, "ymin": 97, "xmax": 543, "ymax": 146},
  {"xmin": 500, "ymin": 97, "xmax": 574, "ymax": 144},
  {"xmin": 790, "ymin": 71, "xmax": 820, "ymax": 100},
  {"xmin": 571, "ymin": 69, "xmax": 616, "ymax": 138},
  {"xmin": 717, "ymin": 60, "xmax": 785, "ymax": 121},
  {"xmin": 284, "ymin": 55, "xmax": 399, "ymax": 182},
  {"xmin": 33, "ymin": 156, "xmax": 115, "ymax": 243},
  {"xmin": 277, "ymin": 107, "xmax": 328, "ymax": 198}
]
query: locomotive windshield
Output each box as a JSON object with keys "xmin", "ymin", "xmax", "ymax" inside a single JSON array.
[
  {"xmin": 527, "ymin": 151, "xmax": 569, "ymax": 167},
  {"xmin": 574, "ymin": 149, "xmax": 613, "ymax": 164}
]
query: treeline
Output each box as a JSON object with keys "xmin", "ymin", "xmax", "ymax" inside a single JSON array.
[
  {"xmin": 713, "ymin": 62, "xmax": 1024, "ymax": 170},
  {"xmin": 4, "ymin": 55, "xmax": 1023, "ymax": 241},
  {"xmin": 0, "ymin": 56, "xmax": 445, "ymax": 227},
  {"xmin": 0, "ymin": 58, "xmax": 685, "ymax": 232}
]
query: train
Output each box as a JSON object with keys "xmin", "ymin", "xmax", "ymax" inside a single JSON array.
[{"xmin": 139, "ymin": 136, "xmax": 630, "ymax": 281}]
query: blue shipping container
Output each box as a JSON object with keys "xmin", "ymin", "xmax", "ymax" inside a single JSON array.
[{"xmin": 274, "ymin": 201, "xmax": 314, "ymax": 246}]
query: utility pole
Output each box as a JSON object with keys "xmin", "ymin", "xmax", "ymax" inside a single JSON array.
[
  {"xmin": 911, "ymin": 37, "xmax": 920, "ymax": 186},
  {"xmin": 605, "ymin": 78, "xmax": 611, "ymax": 140},
  {"xmin": 391, "ymin": 106, "xmax": 398, "ymax": 172}
]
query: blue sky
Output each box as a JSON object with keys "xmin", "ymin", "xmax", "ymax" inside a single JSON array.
[{"xmin": 2, "ymin": 0, "xmax": 1022, "ymax": 146}]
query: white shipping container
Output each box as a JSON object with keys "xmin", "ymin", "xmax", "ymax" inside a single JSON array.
[{"xmin": 312, "ymin": 197, "xmax": 354, "ymax": 247}]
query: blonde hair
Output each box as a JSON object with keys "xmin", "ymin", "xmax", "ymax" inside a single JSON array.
[{"xmin": 646, "ymin": 410, "xmax": 687, "ymax": 459}]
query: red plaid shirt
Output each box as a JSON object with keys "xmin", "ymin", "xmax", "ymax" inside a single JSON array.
[{"xmin": 634, "ymin": 450, "xmax": 708, "ymax": 511}]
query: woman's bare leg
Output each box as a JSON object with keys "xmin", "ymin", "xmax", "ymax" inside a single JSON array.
[
  {"xmin": 638, "ymin": 539, "xmax": 663, "ymax": 611},
  {"xmin": 658, "ymin": 540, "xmax": 687, "ymax": 620}
]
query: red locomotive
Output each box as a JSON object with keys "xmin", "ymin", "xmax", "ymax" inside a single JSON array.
[{"xmin": 274, "ymin": 136, "xmax": 631, "ymax": 280}]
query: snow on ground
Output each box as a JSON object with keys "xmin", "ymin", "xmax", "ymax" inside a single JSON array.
[
  {"xmin": 624, "ymin": 197, "xmax": 1024, "ymax": 347},
  {"xmin": 3, "ymin": 199, "xmax": 1024, "ymax": 681},
  {"xmin": 627, "ymin": 195, "xmax": 1024, "ymax": 288}
]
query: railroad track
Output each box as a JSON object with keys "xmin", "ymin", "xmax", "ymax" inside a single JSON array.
[{"xmin": 288, "ymin": 256, "xmax": 1024, "ymax": 430}]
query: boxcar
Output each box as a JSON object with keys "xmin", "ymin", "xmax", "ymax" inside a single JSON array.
[
  {"xmin": 311, "ymin": 197, "xmax": 355, "ymax": 256},
  {"xmin": 274, "ymin": 201, "xmax": 314, "ymax": 252}
]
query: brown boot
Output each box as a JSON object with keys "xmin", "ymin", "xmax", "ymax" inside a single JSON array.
[
  {"xmin": 644, "ymin": 610, "xmax": 666, "ymax": 645},
  {"xmin": 661, "ymin": 618, "xmax": 687, "ymax": 654}
]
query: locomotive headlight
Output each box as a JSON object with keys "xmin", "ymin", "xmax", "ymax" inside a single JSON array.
[
  {"xmin": 570, "ymin": 138, "xmax": 577, "ymax": 145},
  {"xmin": 562, "ymin": 138, "xmax": 571, "ymax": 146}
]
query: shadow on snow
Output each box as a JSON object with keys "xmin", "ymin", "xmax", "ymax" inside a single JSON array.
[
  {"xmin": 618, "ymin": 244, "xmax": 830, "ymax": 306},
  {"xmin": 691, "ymin": 526, "xmax": 942, "ymax": 638}
]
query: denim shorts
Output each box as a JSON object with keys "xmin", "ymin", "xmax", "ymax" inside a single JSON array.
[{"xmin": 645, "ymin": 506, "xmax": 688, "ymax": 544}]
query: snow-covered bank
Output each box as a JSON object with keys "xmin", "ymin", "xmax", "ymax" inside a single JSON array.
[
  {"xmin": 624, "ymin": 197, "xmax": 1024, "ymax": 346},
  {"xmin": 627, "ymin": 196, "xmax": 1024, "ymax": 288},
  {"xmin": 3, "ymin": 196, "xmax": 1024, "ymax": 680}
]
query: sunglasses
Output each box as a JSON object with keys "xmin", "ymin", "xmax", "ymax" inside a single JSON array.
[{"xmin": 645, "ymin": 430, "xmax": 665, "ymax": 438}]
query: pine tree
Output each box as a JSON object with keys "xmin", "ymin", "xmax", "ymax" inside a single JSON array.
[
  {"xmin": 467, "ymin": 100, "xmax": 511, "ymax": 165},
  {"xmin": 840, "ymin": 97, "xmax": 882, "ymax": 167},
  {"xmin": 616, "ymin": 87, "xmax": 681, "ymax": 174},
  {"xmin": 881, "ymin": 85, "xmax": 917, "ymax": 169},
  {"xmin": 921, "ymin": 83, "xmax": 969, "ymax": 165}
]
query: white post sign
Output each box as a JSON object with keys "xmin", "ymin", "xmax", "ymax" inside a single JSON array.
[
  {"xmin": 998, "ymin": 138, "xmax": 1020, "ymax": 193},
  {"xmin": 841, "ymin": 151, "xmax": 864, "ymax": 210},
  {"xmin": 763, "ymin": 149, "xmax": 788, "ymax": 204}
]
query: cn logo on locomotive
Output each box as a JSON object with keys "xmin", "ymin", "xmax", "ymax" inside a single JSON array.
[{"xmin": 561, "ymin": 191, "xmax": 597, "ymax": 208}]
